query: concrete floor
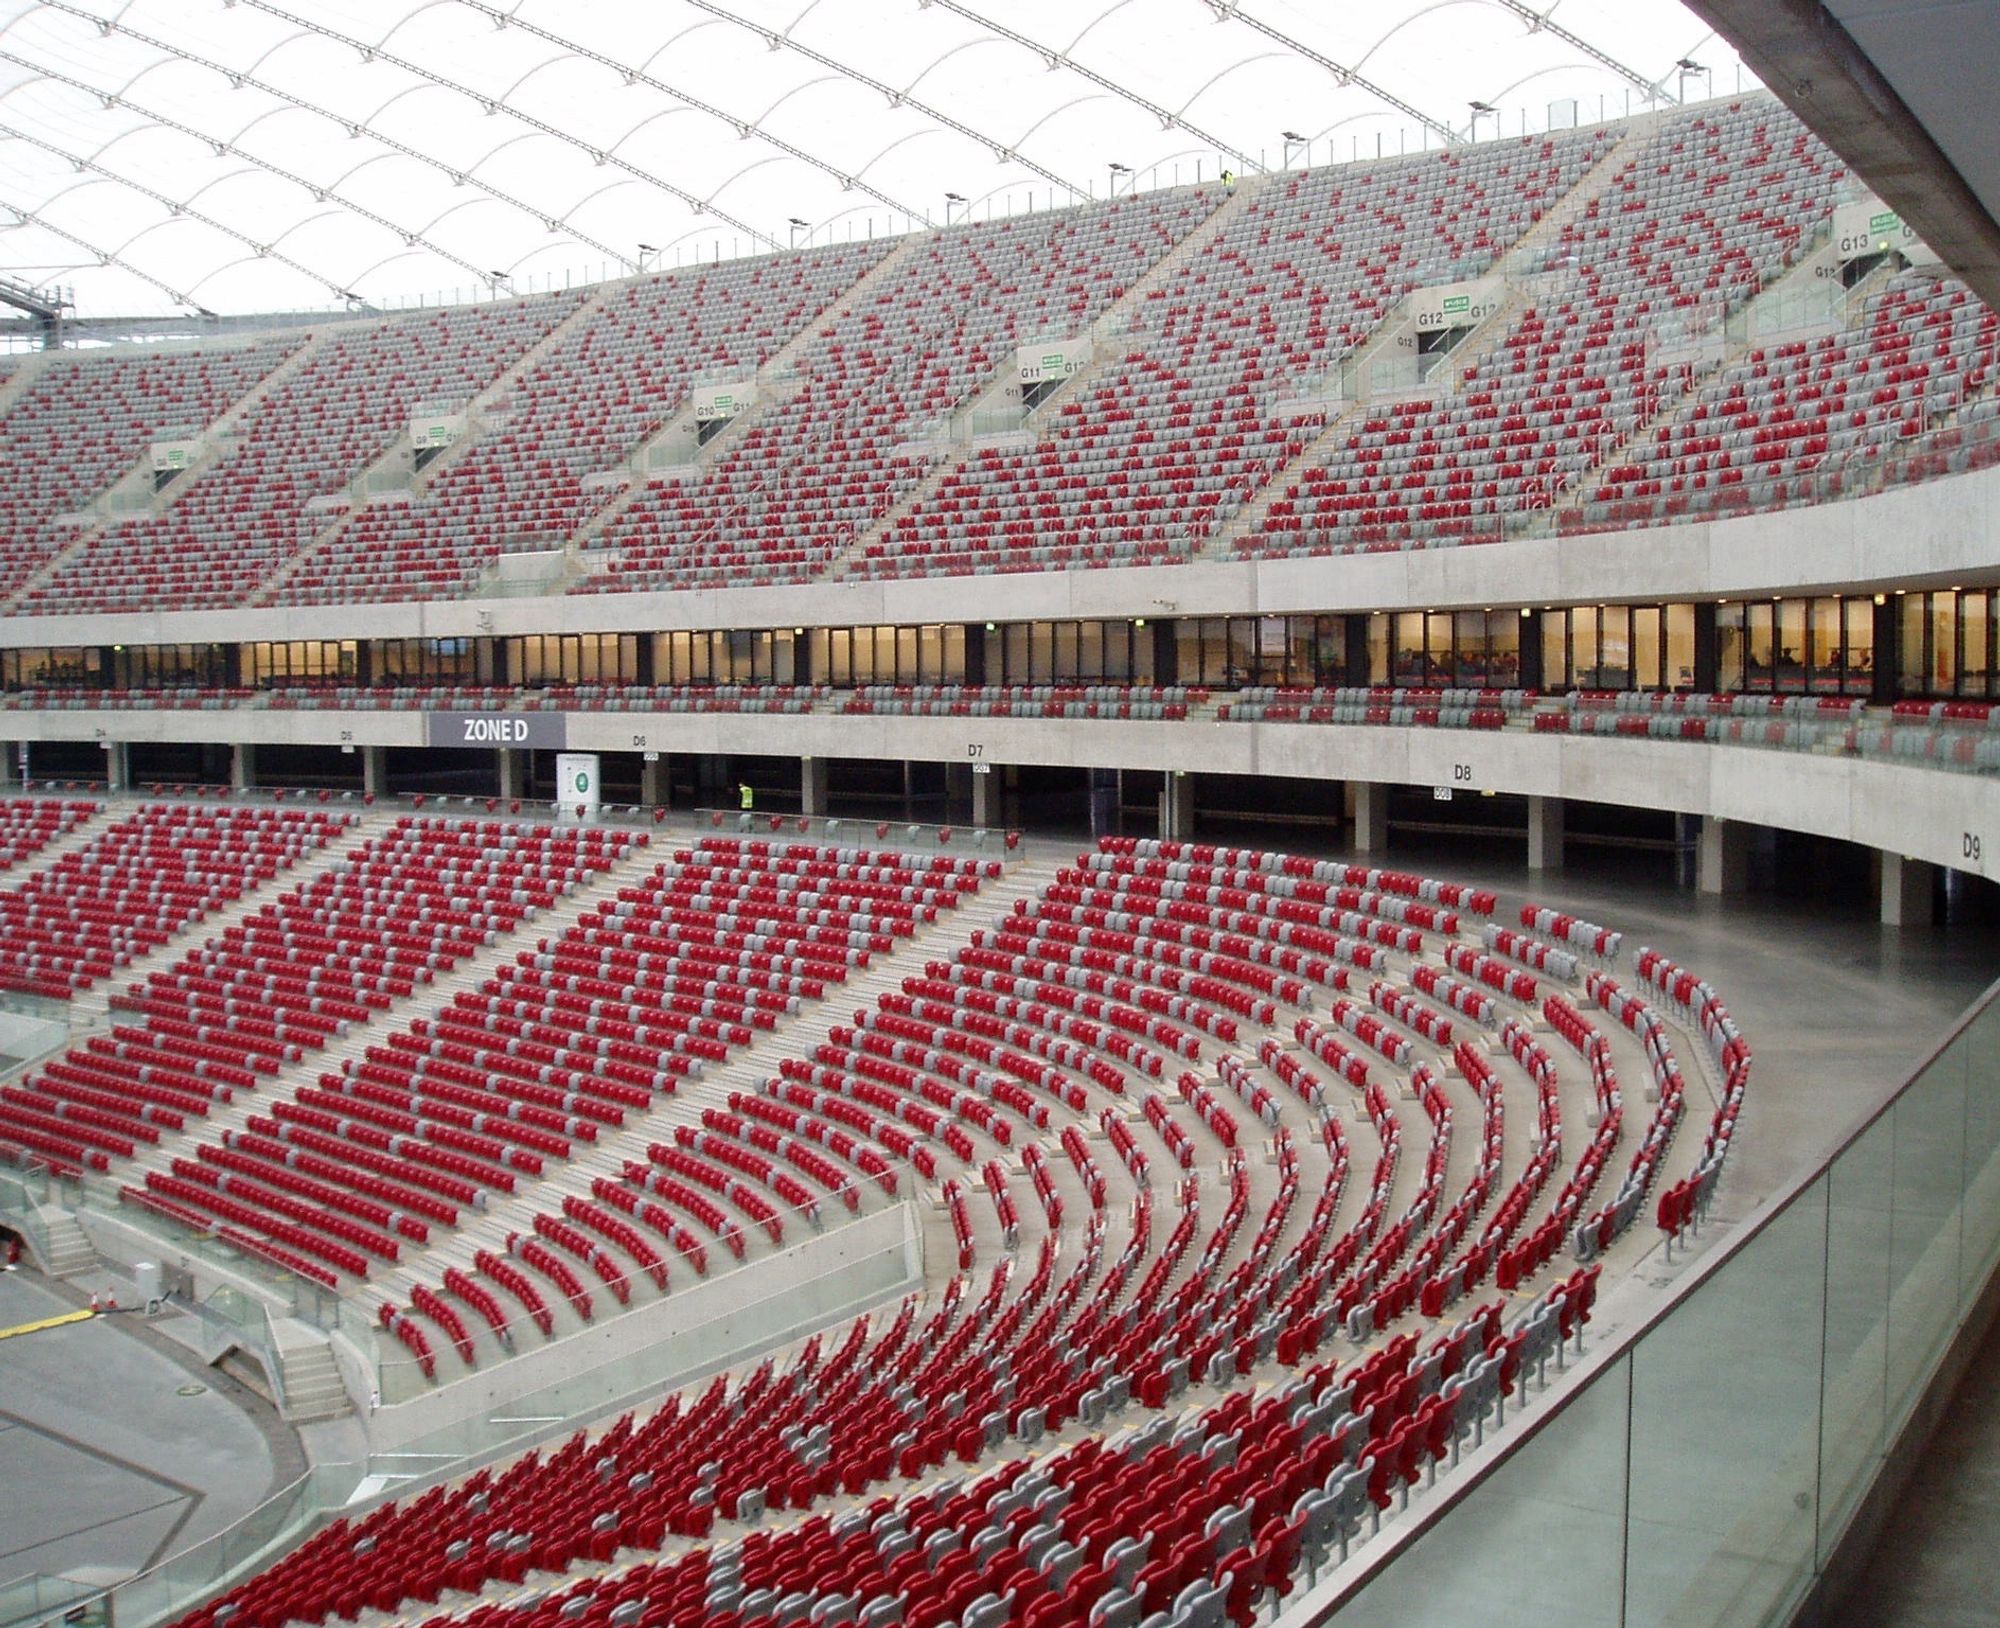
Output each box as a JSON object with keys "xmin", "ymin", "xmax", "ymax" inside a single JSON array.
[{"xmin": 0, "ymin": 1269, "xmax": 303, "ymax": 1590}]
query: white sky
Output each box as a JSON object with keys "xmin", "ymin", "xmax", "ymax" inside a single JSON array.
[{"xmin": 0, "ymin": 0, "xmax": 1754, "ymax": 317}]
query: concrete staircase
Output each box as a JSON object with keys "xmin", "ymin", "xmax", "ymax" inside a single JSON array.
[
  {"xmin": 0, "ymin": 803, "xmax": 114, "ymax": 885},
  {"xmin": 0, "ymin": 350, "xmax": 53, "ymax": 420},
  {"xmin": 1495, "ymin": 114, "xmax": 1658, "ymax": 280},
  {"xmin": 34, "ymin": 1209, "xmax": 95, "ymax": 1277},
  {"xmin": 272, "ymin": 1322, "xmax": 354, "ymax": 1422},
  {"xmin": 1546, "ymin": 224, "xmax": 1879, "ymax": 525},
  {"xmin": 1195, "ymin": 282, "xmax": 1529, "ymax": 561}
]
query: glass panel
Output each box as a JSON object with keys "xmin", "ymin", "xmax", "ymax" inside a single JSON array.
[
  {"xmin": 1004, "ymin": 623, "xmax": 1030, "ymax": 684},
  {"xmin": 1818, "ymin": 1113, "xmax": 1893, "ymax": 1561},
  {"xmin": 1745, "ymin": 603, "xmax": 1775, "ymax": 691},
  {"xmin": 1775, "ymin": 598, "xmax": 1808, "ymax": 690},
  {"xmin": 1393, "ymin": 612, "xmax": 1427, "ymax": 686},
  {"xmin": 1898, "ymin": 594, "xmax": 1927, "ymax": 697},
  {"xmin": 1632, "ymin": 608, "xmax": 1662, "ymax": 692},
  {"xmin": 1367, "ymin": 614, "xmax": 1390, "ymax": 686},
  {"xmin": 1542, "ymin": 612, "xmax": 1568, "ymax": 692},
  {"xmin": 941, "ymin": 625, "xmax": 967, "ymax": 683},
  {"xmin": 1807, "ymin": 598, "xmax": 1842, "ymax": 694},
  {"xmin": 1598, "ymin": 605, "xmax": 1631, "ymax": 688},
  {"xmin": 1625, "ymin": 1177, "xmax": 1827, "ymax": 1628},
  {"xmin": 1962, "ymin": 999, "xmax": 2000, "ymax": 1300},
  {"xmin": 1572, "ymin": 610, "xmax": 1600, "ymax": 689},
  {"xmin": 1226, "ymin": 619, "xmax": 1258, "ymax": 686},
  {"xmin": 1844, "ymin": 600, "xmax": 1876, "ymax": 696},
  {"xmin": 1455, "ymin": 611, "xmax": 1488, "ymax": 687},
  {"xmin": 1960, "ymin": 592, "xmax": 1990, "ymax": 699},
  {"xmin": 1886, "ymin": 1045, "xmax": 1966, "ymax": 1421},
  {"xmin": 1338, "ymin": 1357, "xmax": 1631, "ymax": 1628},
  {"xmin": 1929, "ymin": 590, "xmax": 1958, "ymax": 694},
  {"xmin": 1716, "ymin": 603, "xmax": 1744, "ymax": 693}
]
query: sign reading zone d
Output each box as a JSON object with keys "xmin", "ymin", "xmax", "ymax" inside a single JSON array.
[{"xmin": 424, "ymin": 712, "xmax": 568, "ymax": 750}]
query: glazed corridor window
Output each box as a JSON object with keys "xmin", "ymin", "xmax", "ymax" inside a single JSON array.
[
  {"xmin": 807, "ymin": 625, "xmax": 962, "ymax": 686},
  {"xmin": 245, "ymin": 641, "xmax": 359, "ymax": 688},
  {"xmin": 1174, "ymin": 616, "xmax": 1343, "ymax": 688},
  {"xmin": 511, "ymin": 634, "xmax": 642, "ymax": 686},
  {"xmin": 1374, "ymin": 609, "xmax": 1531, "ymax": 688},
  {"xmin": 999, "ymin": 621, "xmax": 1152, "ymax": 686},
  {"xmin": 1898, "ymin": 587, "xmax": 1999, "ymax": 699},
  {"xmin": 1541, "ymin": 605, "xmax": 1697, "ymax": 692},
  {"xmin": 1719, "ymin": 597, "xmax": 1875, "ymax": 695}
]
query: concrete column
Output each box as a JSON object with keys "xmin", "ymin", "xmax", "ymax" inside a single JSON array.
[
  {"xmin": 1697, "ymin": 816, "xmax": 1752, "ymax": 896},
  {"xmin": 1526, "ymin": 794, "xmax": 1565, "ymax": 872},
  {"xmin": 1159, "ymin": 771, "xmax": 1194, "ymax": 841},
  {"xmin": 1353, "ymin": 782, "xmax": 1389, "ymax": 854},
  {"xmin": 103, "ymin": 740, "xmax": 130, "ymax": 793},
  {"xmin": 0, "ymin": 744, "xmax": 16, "ymax": 788},
  {"xmin": 230, "ymin": 742, "xmax": 257, "ymax": 792},
  {"xmin": 943, "ymin": 762, "xmax": 973, "ymax": 824},
  {"xmin": 1880, "ymin": 852, "xmax": 1937, "ymax": 927},
  {"xmin": 640, "ymin": 754, "xmax": 668, "ymax": 809},
  {"xmin": 802, "ymin": 756, "xmax": 831, "ymax": 818},
  {"xmin": 362, "ymin": 745, "xmax": 388, "ymax": 800},
  {"xmin": 971, "ymin": 765, "xmax": 1000, "ymax": 829},
  {"xmin": 498, "ymin": 749, "xmax": 526, "ymax": 802}
]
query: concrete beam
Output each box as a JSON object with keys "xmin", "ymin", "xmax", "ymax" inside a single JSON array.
[{"xmin": 1684, "ymin": 1, "xmax": 2000, "ymax": 314}]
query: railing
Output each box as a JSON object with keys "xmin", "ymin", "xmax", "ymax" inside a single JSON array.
[{"xmin": 1287, "ymin": 977, "xmax": 2000, "ymax": 1627}]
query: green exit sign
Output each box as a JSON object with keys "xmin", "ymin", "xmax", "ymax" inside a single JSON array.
[
  {"xmin": 1443, "ymin": 295, "xmax": 1470, "ymax": 314},
  {"xmin": 1869, "ymin": 211, "xmax": 1898, "ymax": 234}
]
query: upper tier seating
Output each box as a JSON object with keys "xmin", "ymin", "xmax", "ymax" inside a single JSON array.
[
  {"xmin": 577, "ymin": 189, "xmax": 1210, "ymax": 592},
  {"xmin": 0, "ymin": 340, "xmax": 296, "ymax": 602},
  {"xmin": 0, "ymin": 804, "xmax": 349, "ymax": 1001},
  {"xmin": 849, "ymin": 128, "xmax": 1617, "ymax": 579},
  {"xmin": 1250, "ymin": 103, "xmax": 1845, "ymax": 555},
  {"xmin": 0, "ymin": 94, "xmax": 1988, "ymax": 608},
  {"xmin": 21, "ymin": 297, "xmax": 580, "ymax": 615},
  {"xmin": 279, "ymin": 245, "xmax": 884, "ymax": 606},
  {"xmin": 1583, "ymin": 267, "xmax": 2000, "ymax": 521}
]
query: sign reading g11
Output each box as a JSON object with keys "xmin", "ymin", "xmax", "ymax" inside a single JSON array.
[{"xmin": 423, "ymin": 712, "xmax": 569, "ymax": 750}]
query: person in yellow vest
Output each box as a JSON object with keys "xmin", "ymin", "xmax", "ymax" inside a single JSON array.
[
  {"xmin": 1221, "ymin": 168, "xmax": 1235, "ymax": 189},
  {"xmin": 738, "ymin": 782, "xmax": 754, "ymax": 812}
]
